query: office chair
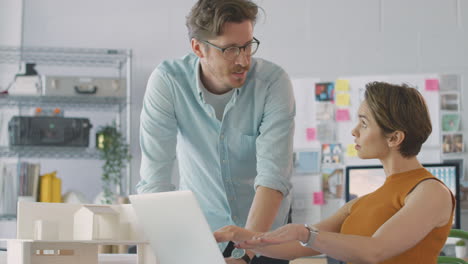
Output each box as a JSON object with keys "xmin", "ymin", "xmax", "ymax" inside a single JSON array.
[{"xmin": 438, "ymin": 229, "xmax": 468, "ymax": 264}]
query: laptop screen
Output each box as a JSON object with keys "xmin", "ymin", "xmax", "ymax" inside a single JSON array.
[{"xmin": 129, "ymin": 191, "xmax": 226, "ymax": 264}]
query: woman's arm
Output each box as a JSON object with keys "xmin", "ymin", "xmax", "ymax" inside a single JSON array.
[{"xmin": 244, "ymin": 180, "xmax": 453, "ymax": 264}]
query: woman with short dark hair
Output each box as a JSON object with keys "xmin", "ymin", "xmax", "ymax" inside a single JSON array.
[{"xmin": 215, "ymin": 82, "xmax": 454, "ymax": 264}]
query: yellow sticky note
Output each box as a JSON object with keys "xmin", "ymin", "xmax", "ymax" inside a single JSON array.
[
  {"xmin": 336, "ymin": 93, "xmax": 350, "ymax": 107},
  {"xmin": 346, "ymin": 144, "xmax": 358, "ymax": 157},
  {"xmin": 335, "ymin": 79, "xmax": 350, "ymax": 92}
]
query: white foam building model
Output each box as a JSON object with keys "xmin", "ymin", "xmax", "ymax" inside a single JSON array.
[
  {"xmin": 73, "ymin": 205, "xmax": 120, "ymax": 241},
  {"xmin": 3, "ymin": 201, "xmax": 157, "ymax": 264}
]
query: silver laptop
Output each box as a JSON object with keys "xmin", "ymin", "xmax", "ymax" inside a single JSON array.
[{"xmin": 129, "ymin": 191, "xmax": 225, "ymax": 264}]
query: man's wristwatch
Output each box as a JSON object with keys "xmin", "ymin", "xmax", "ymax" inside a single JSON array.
[
  {"xmin": 231, "ymin": 248, "xmax": 251, "ymax": 264},
  {"xmin": 299, "ymin": 224, "xmax": 319, "ymax": 248}
]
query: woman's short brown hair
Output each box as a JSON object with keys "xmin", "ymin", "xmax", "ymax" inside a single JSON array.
[
  {"xmin": 186, "ymin": 0, "xmax": 259, "ymax": 41},
  {"xmin": 365, "ymin": 82, "xmax": 432, "ymax": 157}
]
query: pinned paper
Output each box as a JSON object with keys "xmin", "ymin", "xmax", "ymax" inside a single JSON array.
[
  {"xmin": 442, "ymin": 113, "xmax": 461, "ymax": 132},
  {"xmin": 295, "ymin": 151, "xmax": 320, "ymax": 174},
  {"xmin": 440, "ymin": 75, "xmax": 460, "ymax": 91},
  {"xmin": 346, "ymin": 144, "xmax": 358, "ymax": 157},
  {"xmin": 335, "ymin": 79, "xmax": 350, "ymax": 92},
  {"xmin": 316, "ymin": 102, "xmax": 335, "ymax": 121},
  {"xmin": 317, "ymin": 122, "xmax": 336, "ymax": 142},
  {"xmin": 335, "ymin": 93, "xmax": 350, "ymax": 107},
  {"xmin": 336, "ymin": 109, "xmax": 350, "ymax": 122},
  {"xmin": 306, "ymin": 127, "xmax": 316, "ymax": 141},
  {"xmin": 425, "ymin": 79, "xmax": 439, "ymax": 91},
  {"xmin": 442, "ymin": 134, "xmax": 464, "ymax": 153},
  {"xmin": 322, "ymin": 168, "xmax": 344, "ymax": 199},
  {"xmin": 441, "ymin": 93, "xmax": 459, "ymax": 111}
]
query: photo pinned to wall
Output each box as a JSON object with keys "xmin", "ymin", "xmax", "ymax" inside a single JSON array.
[
  {"xmin": 322, "ymin": 168, "xmax": 344, "ymax": 199},
  {"xmin": 442, "ymin": 134, "xmax": 464, "ymax": 154},
  {"xmin": 316, "ymin": 102, "xmax": 335, "ymax": 121},
  {"xmin": 442, "ymin": 113, "xmax": 461, "ymax": 132},
  {"xmin": 294, "ymin": 151, "xmax": 321, "ymax": 174},
  {"xmin": 321, "ymin": 143, "xmax": 342, "ymax": 164},
  {"xmin": 440, "ymin": 74, "xmax": 460, "ymax": 91},
  {"xmin": 316, "ymin": 122, "xmax": 336, "ymax": 142},
  {"xmin": 441, "ymin": 92, "xmax": 460, "ymax": 111},
  {"xmin": 315, "ymin": 82, "xmax": 334, "ymax": 102}
]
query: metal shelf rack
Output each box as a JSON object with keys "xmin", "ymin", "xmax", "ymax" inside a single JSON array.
[
  {"xmin": 0, "ymin": 45, "xmax": 133, "ymax": 195},
  {"xmin": 0, "ymin": 46, "xmax": 128, "ymax": 68},
  {"xmin": 0, "ymin": 146, "xmax": 100, "ymax": 159},
  {"xmin": 0, "ymin": 95, "xmax": 126, "ymax": 111}
]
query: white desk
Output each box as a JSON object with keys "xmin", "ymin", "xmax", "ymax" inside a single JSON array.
[{"xmin": 0, "ymin": 252, "xmax": 138, "ymax": 264}]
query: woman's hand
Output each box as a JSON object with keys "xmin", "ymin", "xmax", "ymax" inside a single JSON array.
[{"xmin": 237, "ymin": 224, "xmax": 307, "ymax": 249}]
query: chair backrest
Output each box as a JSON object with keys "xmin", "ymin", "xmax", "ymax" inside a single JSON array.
[
  {"xmin": 438, "ymin": 229, "xmax": 468, "ymax": 264},
  {"xmin": 438, "ymin": 256, "xmax": 467, "ymax": 264},
  {"xmin": 450, "ymin": 229, "xmax": 468, "ymax": 240}
]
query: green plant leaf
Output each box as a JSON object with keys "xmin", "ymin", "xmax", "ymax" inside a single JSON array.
[{"xmin": 96, "ymin": 122, "xmax": 132, "ymax": 204}]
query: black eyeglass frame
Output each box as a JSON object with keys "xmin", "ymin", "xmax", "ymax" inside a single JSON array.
[{"xmin": 200, "ymin": 37, "xmax": 260, "ymax": 60}]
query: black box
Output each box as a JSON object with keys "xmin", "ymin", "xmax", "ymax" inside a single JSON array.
[{"xmin": 8, "ymin": 116, "xmax": 92, "ymax": 147}]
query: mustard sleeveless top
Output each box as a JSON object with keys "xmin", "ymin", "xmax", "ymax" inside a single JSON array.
[{"xmin": 340, "ymin": 168, "xmax": 454, "ymax": 264}]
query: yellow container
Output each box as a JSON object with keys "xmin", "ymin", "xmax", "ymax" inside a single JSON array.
[
  {"xmin": 51, "ymin": 175, "xmax": 62, "ymax": 203},
  {"xmin": 39, "ymin": 172, "xmax": 62, "ymax": 203}
]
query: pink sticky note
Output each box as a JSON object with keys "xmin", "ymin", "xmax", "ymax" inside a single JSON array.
[
  {"xmin": 336, "ymin": 109, "xmax": 350, "ymax": 122},
  {"xmin": 425, "ymin": 79, "xmax": 439, "ymax": 91},
  {"xmin": 306, "ymin": 128, "xmax": 316, "ymax": 141},
  {"xmin": 313, "ymin": 191, "xmax": 324, "ymax": 205}
]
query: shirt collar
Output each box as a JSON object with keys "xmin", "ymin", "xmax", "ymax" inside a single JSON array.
[
  {"xmin": 195, "ymin": 61, "xmax": 204, "ymax": 102},
  {"xmin": 196, "ymin": 61, "xmax": 240, "ymax": 103}
]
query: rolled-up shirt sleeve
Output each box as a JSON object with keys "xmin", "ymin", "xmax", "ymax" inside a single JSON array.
[
  {"xmin": 254, "ymin": 69, "xmax": 295, "ymax": 196},
  {"xmin": 137, "ymin": 69, "xmax": 178, "ymax": 194}
]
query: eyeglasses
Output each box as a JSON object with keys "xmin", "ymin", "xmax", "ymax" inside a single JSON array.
[{"xmin": 200, "ymin": 37, "xmax": 260, "ymax": 60}]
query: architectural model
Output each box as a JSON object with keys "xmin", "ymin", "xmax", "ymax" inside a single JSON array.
[{"xmin": 3, "ymin": 201, "xmax": 156, "ymax": 264}]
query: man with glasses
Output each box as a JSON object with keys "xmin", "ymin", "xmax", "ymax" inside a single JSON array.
[{"xmin": 137, "ymin": 1, "xmax": 294, "ymax": 263}]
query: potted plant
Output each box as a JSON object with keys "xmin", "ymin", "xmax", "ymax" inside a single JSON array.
[
  {"xmin": 96, "ymin": 122, "xmax": 131, "ymax": 204},
  {"xmin": 455, "ymin": 239, "xmax": 466, "ymax": 259}
]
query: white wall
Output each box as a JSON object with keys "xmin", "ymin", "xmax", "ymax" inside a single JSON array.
[
  {"xmin": 0, "ymin": 0, "xmax": 23, "ymax": 45},
  {"xmin": 19, "ymin": 0, "xmax": 468, "ymax": 199}
]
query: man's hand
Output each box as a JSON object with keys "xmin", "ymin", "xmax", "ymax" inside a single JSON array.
[
  {"xmin": 237, "ymin": 223, "xmax": 306, "ymax": 249},
  {"xmin": 214, "ymin": 225, "xmax": 261, "ymax": 244},
  {"xmin": 215, "ymin": 226, "xmax": 259, "ymax": 264}
]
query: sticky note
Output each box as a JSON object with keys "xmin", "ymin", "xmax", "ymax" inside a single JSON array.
[
  {"xmin": 425, "ymin": 79, "xmax": 439, "ymax": 91},
  {"xmin": 306, "ymin": 127, "xmax": 316, "ymax": 141},
  {"xmin": 335, "ymin": 93, "xmax": 350, "ymax": 107},
  {"xmin": 336, "ymin": 109, "xmax": 350, "ymax": 122},
  {"xmin": 335, "ymin": 79, "xmax": 350, "ymax": 92},
  {"xmin": 313, "ymin": 191, "xmax": 324, "ymax": 205},
  {"xmin": 346, "ymin": 144, "xmax": 358, "ymax": 157}
]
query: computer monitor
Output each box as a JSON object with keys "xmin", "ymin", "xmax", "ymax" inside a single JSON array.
[{"xmin": 345, "ymin": 163, "xmax": 460, "ymax": 229}]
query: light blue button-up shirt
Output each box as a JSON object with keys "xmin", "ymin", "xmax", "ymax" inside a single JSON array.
[{"xmin": 137, "ymin": 53, "xmax": 295, "ymax": 233}]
